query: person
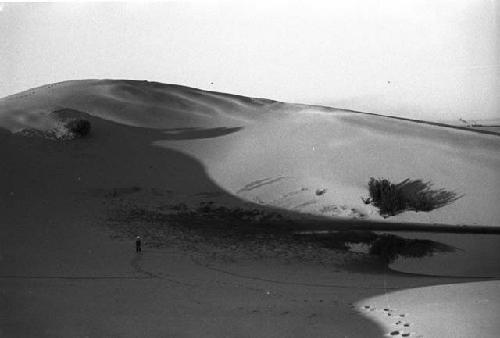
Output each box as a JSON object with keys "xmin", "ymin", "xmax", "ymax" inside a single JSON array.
[{"xmin": 136, "ymin": 236, "xmax": 142, "ymax": 253}]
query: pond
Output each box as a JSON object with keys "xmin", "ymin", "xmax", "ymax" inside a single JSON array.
[{"xmin": 382, "ymin": 232, "xmax": 500, "ymax": 278}]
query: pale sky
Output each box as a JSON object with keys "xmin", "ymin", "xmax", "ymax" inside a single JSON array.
[{"xmin": 1, "ymin": 0, "xmax": 498, "ymax": 120}]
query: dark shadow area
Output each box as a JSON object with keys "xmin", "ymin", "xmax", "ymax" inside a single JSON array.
[
  {"xmin": 161, "ymin": 126, "xmax": 243, "ymax": 140},
  {"xmin": 368, "ymin": 177, "xmax": 462, "ymax": 217},
  {"xmin": 111, "ymin": 203, "xmax": 455, "ymax": 266},
  {"xmin": 369, "ymin": 234, "xmax": 454, "ymax": 263}
]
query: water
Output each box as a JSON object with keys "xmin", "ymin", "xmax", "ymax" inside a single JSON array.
[
  {"xmin": 383, "ymin": 232, "xmax": 500, "ymax": 278},
  {"xmin": 294, "ymin": 229, "xmax": 500, "ymax": 277}
]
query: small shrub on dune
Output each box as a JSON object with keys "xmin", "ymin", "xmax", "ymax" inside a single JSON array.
[
  {"xmin": 368, "ymin": 177, "xmax": 461, "ymax": 217},
  {"xmin": 65, "ymin": 118, "xmax": 91, "ymax": 137}
]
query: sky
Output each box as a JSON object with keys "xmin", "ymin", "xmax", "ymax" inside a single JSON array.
[{"xmin": 0, "ymin": 0, "xmax": 498, "ymax": 120}]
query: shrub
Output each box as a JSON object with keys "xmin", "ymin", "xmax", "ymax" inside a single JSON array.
[
  {"xmin": 368, "ymin": 177, "xmax": 461, "ymax": 217},
  {"xmin": 65, "ymin": 119, "xmax": 91, "ymax": 137}
]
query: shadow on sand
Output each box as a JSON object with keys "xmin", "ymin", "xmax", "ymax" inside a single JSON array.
[{"xmin": 161, "ymin": 126, "xmax": 243, "ymax": 140}]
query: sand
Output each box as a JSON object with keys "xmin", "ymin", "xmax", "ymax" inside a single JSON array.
[
  {"xmin": 359, "ymin": 280, "xmax": 500, "ymax": 338},
  {"xmin": 1, "ymin": 79, "xmax": 499, "ymax": 337}
]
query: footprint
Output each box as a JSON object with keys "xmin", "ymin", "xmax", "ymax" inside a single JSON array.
[
  {"xmin": 362, "ymin": 305, "xmax": 377, "ymax": 312},
  {"xmin": 403, "ymin": 323, "xmax": 411, "ymax": 327},
  {"xmin": 389, "ymin": 331, "xmax": 400, "ymax": 336},
  {"xmin": 402, "ymin": 333, "xmax": 417, "ymax": 337}
]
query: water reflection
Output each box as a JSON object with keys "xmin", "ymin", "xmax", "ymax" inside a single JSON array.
[
  {"xmin": 295, "ymin": 230, "xmax": 500, "ymax": 278},
  {"xmin": 298, "ymin": 230, "xmax": 454, "ymax": 264},
  {"xmin": 385, "ymin": 232, "xmax": 500, "ymax": 278}
]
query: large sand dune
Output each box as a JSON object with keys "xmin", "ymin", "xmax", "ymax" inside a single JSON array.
[
  {"xmin": 2, "ymin": 79, "xmax": 499, "ymax": 226},
  {"xmin": 1, "ymin": 80, "xmax": 499, "ymax": 337}
]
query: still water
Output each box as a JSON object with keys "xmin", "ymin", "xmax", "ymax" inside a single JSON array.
[{"xmin": 381, "ymin": 232, "xmax": 500, "ymax": 278}]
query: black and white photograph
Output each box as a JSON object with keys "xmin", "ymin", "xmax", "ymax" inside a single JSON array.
[{"xmin": 1, "ymin": 1, "xmax": 499, "ymax": 337}]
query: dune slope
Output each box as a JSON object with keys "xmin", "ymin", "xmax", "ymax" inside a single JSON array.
[{"xmin": 2, "ymin": 79, "xmax": 499, "ymax": 226}]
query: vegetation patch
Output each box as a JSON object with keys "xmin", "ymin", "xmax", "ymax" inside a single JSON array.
[
  {"xmin": 107, "ymin": 200, "xmax": 455, "ymax": 266},
  {"xmin": 368, "ymin": 177, "xmax": 462, "ymax": 217},
  {"xmin": 106, "ymin": 201, "xmax": 341, "ymax": 263},
  {"xmin": 64, "ymin": 118, "xmax": 91, "ymax": 137},
  {"xmin": 108, "ymin": 201, "xmax": 292, "ymax": 248},
  {"xmin": 53, "ymin": 108, "xmax": 92, "ymax": 138},
  {"xmin": 16, "ymin": 108, "xmax": 92, "ymax": 140}
]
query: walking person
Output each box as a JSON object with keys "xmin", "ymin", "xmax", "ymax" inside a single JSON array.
[{"xmin": 136, "ymin": 235, "xmax": 142, "ymax": 253}]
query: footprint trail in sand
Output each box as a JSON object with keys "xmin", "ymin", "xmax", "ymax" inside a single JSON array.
[{"xmin": 360, "ymin": 305, "xmax": 420, "ymax": 337}]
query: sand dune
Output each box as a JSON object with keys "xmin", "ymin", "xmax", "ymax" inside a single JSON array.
[
  {"xmin": 1, "ymin": 79, "xmax": 499, "ymax": 337},
  {"xmin": 0, "ymin": 80, "xmax": 275, "ymax": 132},
  {"xmin": 3, "ymin": 79, "xmax": 498, "ymax": 226}
]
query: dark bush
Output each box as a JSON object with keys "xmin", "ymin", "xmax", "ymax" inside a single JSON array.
[
  {"xmin": 368, "ymin": 177, "xmax": 461, "ymax": 217},
  {"xmin": 65, "ymin": 119, "xmax": 91, "ymax": 137},
  {"xmin": 315, "ymin": 188, "xmax": 327, "ymax": 196}
]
